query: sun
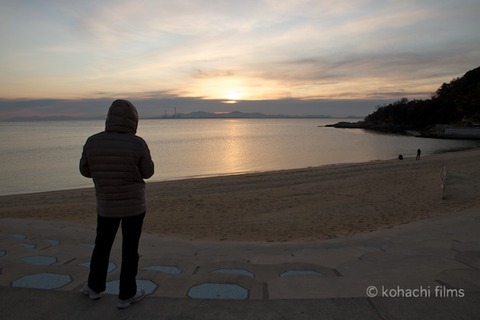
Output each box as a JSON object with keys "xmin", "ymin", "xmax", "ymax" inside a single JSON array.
[{"xmin": 223, "ymin": 89, "xmax": 243, "ymax": 103}]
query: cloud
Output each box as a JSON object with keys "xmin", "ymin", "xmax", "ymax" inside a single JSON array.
[{"xmin": 0, "ymin": 0, "xmax": 479, "ymax": 106}]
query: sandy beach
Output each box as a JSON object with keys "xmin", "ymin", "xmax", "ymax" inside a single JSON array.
[{"xmin": 1, "ymin": 148, "xmax": 479, "ymax": 242}]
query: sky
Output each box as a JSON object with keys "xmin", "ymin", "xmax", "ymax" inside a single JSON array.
[{"xmin": 1, "ymin": 0, "xmax": 479, "ymax": 119}]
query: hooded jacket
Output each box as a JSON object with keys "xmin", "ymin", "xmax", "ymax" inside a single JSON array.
[{"xmin": 80, "ymin": 100, "xmax": 155, "ymax": 218}]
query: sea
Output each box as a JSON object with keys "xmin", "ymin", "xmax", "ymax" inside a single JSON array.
[{"xmin": 1, "ymin": 118, "xmax": 479, "ymax": 196}]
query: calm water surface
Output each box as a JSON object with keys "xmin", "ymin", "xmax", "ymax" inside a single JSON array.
[{"xmin": 1, "ymin": 118, "xmax": 479, "ymax": 195}]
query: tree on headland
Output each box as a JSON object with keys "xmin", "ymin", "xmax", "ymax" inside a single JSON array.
[{"xmin": 363, "ymin": 66, "xmax": 480, "ymax": 131}]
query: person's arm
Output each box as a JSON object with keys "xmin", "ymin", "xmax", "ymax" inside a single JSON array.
[
  {"xmin": 139, "ymin": 143, "xmax": 154, "ymax": 179},
  {"xmin": 79, "ymin": 144, "xmax": 92, "ymax": 178}
]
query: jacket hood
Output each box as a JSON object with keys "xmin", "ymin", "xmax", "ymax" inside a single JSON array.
[{"xmin": 105, "ymin": 100, "xmax": 138, "ymax": 133}]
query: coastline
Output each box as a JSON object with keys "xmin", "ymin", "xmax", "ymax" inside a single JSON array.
[
  {"xmin": 1, "ymin": 148, "xmax": 479, "ymax": 242},
  {"xmin": 327, "ymin": 121, "xmax": 480, "ymax": 139}
]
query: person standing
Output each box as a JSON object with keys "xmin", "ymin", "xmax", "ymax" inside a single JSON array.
[
  {"xmin": 416, "ymin": 148, "xmax": 422, "ymax": 160},
  {"xmin": 80, "ymin": 99, "xmax": 154, "ymax": 309}
]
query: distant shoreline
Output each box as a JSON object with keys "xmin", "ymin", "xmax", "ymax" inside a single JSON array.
[{"xmin": 3, "ymin": 111, "xmax": 363, "ymax": 122}]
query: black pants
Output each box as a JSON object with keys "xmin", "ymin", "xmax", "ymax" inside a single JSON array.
[{"xmin": 88, "ymin": 212, "xmax": 145, "ymax": 300}]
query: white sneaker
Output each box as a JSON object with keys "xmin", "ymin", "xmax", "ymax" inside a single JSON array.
[
  {"xmin": 117, "ymin": 290, "xmax": 145, "ymax": 309},
  {"xmin": 82, "ymin": 284, "xmax": 102, "ymax": 300}
]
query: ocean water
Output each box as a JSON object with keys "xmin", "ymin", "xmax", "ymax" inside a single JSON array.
[{"xmin": 1, "ymin": 118, "xmax": 479, "ymax": 196}]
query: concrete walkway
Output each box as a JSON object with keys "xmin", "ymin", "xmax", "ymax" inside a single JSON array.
[{"xmin": 1, "ymin": 208, "xmax": 480, "ymax": 319}]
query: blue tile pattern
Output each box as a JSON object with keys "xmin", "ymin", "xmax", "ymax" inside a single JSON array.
[
  {"xmin": 188, "ymin": 283, "xmax": 249, "ymax": 300},
  {"xmin": 44, "ymin": 239, "xmax": 60, "ymax": 247},
  {"xmin": 142, "ymin": 265, "xmax": 182, "ymax": 275},
  {"xmin": 21, "ymin": 255, "xmax": 57, "ymax": 266},
  {"xmin": 280, "ymin": 270, "xmax": 323, "ymax": 277},
  {"xmin": 212, "ymin": 268, "xmax": 255, "ymax": 279},
  {"xmin": 12, "ymin": 273, "xmax": 71, "ymax": 289}
]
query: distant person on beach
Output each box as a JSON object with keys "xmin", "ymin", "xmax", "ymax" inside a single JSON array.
[
  {"xmin": 416, "ymin": 148, "xmax": 421, "ymax": 160},
  {"xmin": 79, "ymin": 99, "xmax": 154, "ymax": 309},
  {"xmin": 398, "ymin": 154, "xmax": 404, "ymax": 160}
]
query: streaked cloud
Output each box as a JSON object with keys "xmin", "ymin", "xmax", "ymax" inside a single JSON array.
[{"xmin": 1, "ymin": 0, "xmax": 479, "ymax": 117}]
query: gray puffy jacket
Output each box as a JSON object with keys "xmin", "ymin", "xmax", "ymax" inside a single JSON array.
[{"xmin": 80, "ymin": 100, "xmax": 155, "ymax": 218}]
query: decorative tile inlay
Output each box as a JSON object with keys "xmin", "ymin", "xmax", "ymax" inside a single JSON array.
[
  {"xmin": 12, "ymin": 273, "xmax": 71, "ymax": 289},
  {"xmin": 21, "ymin": 255, "xmax": 57, "ymax": 266},
  {"xmin": 280, "ymin": 270, "xmax": 323, "ymax": 277},
  {"xmin": 188, "ymin": 283, "xmax": 249, "ymax": 300},
  {"xmin": 45, "ymin": 239, "xmax": 60, "ymax": 247},
  {"xmin": 142, "ymin": 265, "xmax": 182, "ymax": 275},
  {"xmin": 212, "ymin": 268, "xmax": 255, "ymax": 279}
]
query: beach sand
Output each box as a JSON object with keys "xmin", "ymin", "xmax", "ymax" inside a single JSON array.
[{"xmin": 1, "ymin": 149, "xmax": 479, "ymax": 242}]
